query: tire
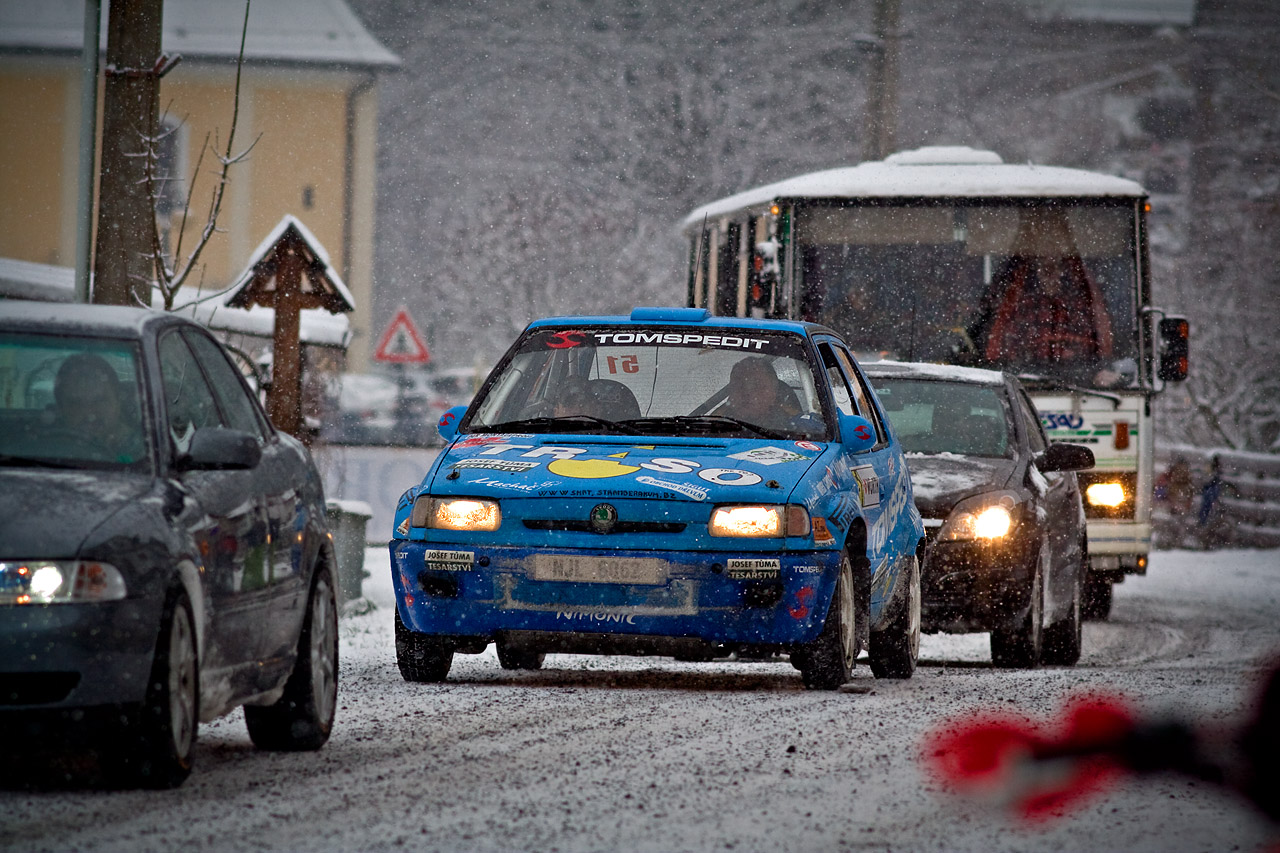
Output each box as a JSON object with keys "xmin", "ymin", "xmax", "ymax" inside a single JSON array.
[
  {"xmin": 245, "ymin": 571, "xmax": 339, "ymax": 751},
  {"xmin": 1041, "ymin": 567, "xmax": 1083, "ymax": 666},
  {"xmin": 793, "ymin": 550, "xmax": 857, "ymax": 690},
  {"xmin": 990, "ymin": 546, "xmax": 1044, "ymax": 669},
  {"xmin": 496, "ymin": 641, "xmax": 545, "ymax": 671},
  {"xmin": 395, "ymin": 609, "xmax": 453, "ymax": 682},
  {"xmin": 1082, "ymin": 571, "xmax": 1114, "ymax": 621},
  {"xmin": 869, "ymin": 553, "xmax": 921, "ymax": 679},
  {"xmin": 120, "ymin": 587, "xmax": 198, "ymax": 788}
]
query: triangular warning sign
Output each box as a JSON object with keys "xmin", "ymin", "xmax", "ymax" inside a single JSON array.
[{"xmin": 374, "ymin": 307, "xmax": 430, "ymax": 364}]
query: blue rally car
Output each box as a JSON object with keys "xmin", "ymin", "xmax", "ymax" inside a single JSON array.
[{"xmin": 389, "ymin": 308, "xmax": 925, "ymax": 689}]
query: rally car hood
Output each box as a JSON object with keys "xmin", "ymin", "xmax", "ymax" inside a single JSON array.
[
  {"xmin": 0, "ymin": 468, "xmax": 155, "ymax": 557},
  {"xmin": 429, "ymin": 433, "xmax": 830, "ymax": 504},
  {"xmin": 901, "ymin": 452, "xmax": 1017, "ymax": 519}
]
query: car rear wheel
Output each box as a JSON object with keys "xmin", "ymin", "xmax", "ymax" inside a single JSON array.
[
  {"xmin": 245, "ymin": 570, "xmax": 338, "ymax": 750},
  {"xmin": 793, "ymin": 550, "xmax": 857, "ymax": 690},
  {"xmin": 990, "ymin": 546, "xmax": 1044, "ymax": 669},
  {"xmin": 119, "ymin": 586, "xmax": 198, "ymax": 788},
  {"xmin": 395, "ymin": 610, "xmax": 453, "ymax": 682},
  {"xmin": 1042, "ymin": 565, "xmax": 1083, "ymax": 666},
  {"xmin": 869, "ymin": 553, "xmax": 920, "ymax": 679},
  {"xmin": 496, "ymin": 641, "xmax": 545, "ymax": 671}
]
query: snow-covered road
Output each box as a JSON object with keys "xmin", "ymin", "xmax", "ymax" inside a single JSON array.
[{"xmin": 5, "ymin": 549, "xmax": 1278, "ymax": 852}]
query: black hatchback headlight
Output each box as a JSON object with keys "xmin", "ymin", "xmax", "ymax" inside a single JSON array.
[
  {"xmin": 936, "ymin": 491, "xmax": 1023, "ymax": 542},
  {"xmin": 0, "ymin": 560, "xmax": 127, "ymax": 604}
]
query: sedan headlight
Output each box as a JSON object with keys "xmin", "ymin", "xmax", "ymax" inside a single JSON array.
[
  {"xmin": 709, "ymin": 504, "xmax": 810, "ymax": 538},
  {"xmin": 936, "ymin": 491, "xmax": 1022, "ymax": 542},
  {"xmin": 0, "ymin": 560, "xmax": 127, "ymax": 605},
  {"xmin": 411, "ymin": 496, "xmax": 501, "ymax": 531}
]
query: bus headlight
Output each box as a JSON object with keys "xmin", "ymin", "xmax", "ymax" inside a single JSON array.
[{"xmin": 1085, "ymin": 482, "xmax": 1126, "ymax": 508}]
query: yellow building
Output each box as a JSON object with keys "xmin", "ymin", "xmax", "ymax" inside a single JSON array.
[{"xmin": 0, "ymin": 0, "xmax": 398, "ymax": 371}]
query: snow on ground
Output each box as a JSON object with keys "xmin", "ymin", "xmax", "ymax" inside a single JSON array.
[{"xmin": 3, "ymin": 548, "xmax": 1278, "ymax": 852}]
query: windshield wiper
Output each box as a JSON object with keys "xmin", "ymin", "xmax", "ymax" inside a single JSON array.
[
  {"xmin": 472, "ymin": 415, "xmax": 640, "ymax": 435},
  {"xmin": 1015, "ymin": 373, "xmax": 1123, "ymax": 409},
  {"xmin": 617, "ymin": 415, "xmax": 787, "ymax": 439},
  {"xmin": 0, "ymin": 453, "xmax": 88, "ymax": 470}
]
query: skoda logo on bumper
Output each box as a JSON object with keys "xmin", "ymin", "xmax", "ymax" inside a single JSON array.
[{"xmin": 589, "ymin": 503, "xmax": 618, "ymax": 534}]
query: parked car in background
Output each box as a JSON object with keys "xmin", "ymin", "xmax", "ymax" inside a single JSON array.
[
  {"xmin": 862, "ymin": 361, "xmax": 1094, "ymax": 668},
  {"xmin": 390, "ymin": 307, "xmax": 925, "ymax": 690},
  {"xmin": 320, "ymin": 372, "xmax": 438, "ymax": 446},
  {"xmin": 0, "ymin": 302, "xmax": 338, "ymax": 787}
]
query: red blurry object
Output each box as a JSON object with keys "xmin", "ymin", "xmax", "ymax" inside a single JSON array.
[{"xmin": 927, "ymin": 696, "xmax": 1136, "ymax": 822}]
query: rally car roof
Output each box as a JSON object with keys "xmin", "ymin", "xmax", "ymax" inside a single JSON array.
[{"xmin": 526, "ymin": 307, "xmax": 838, "ymax": 337}]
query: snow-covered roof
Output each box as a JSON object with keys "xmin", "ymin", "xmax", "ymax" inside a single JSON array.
[
  {"xmin": 1021, "ymin": 0, "xmax": 1196, "ymax": 26},
  {"xmin": 0, "ymin": 255, "xmax": 350, "ymax": 348},
  {"xmin": 0, "ymin": 0, "xmax": 399, "ymax": 69},
  {"xmin": 682, "ymin": 146, "xmax": 1147, "ymax": 229},
  {"xmin": 860, "ymin": 359, "xmax": 1008, "ymax": 387},
  {"xmin": 227, "ymin": 214, "xmax": 356, "ymax": 313}
]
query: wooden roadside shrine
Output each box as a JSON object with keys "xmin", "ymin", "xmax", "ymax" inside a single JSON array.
[{"xmin": 227, "ymin": 215, "xmax": 355, "ymax": 438}]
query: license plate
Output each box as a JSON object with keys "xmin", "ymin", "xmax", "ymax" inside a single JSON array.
[{"xmin": 530, "ymin": 554, "xmax": 668, "ymax": 585}]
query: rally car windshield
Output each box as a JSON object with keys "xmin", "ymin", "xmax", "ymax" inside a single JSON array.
[{"xmin": 468, "ymin": 326, "xmax": 830, "ymax": 440}]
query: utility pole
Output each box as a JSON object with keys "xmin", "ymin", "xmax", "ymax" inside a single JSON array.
[
  {"xmin": 866, "ymin": 0, "xmax": 900, "ymax": 161},
  {"xmin": 93, "ymin": 0, "xmax": 164, "ymax": 306}
]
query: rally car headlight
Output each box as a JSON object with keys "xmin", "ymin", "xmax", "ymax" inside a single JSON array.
[
  {"xmin": 937, "ymin": 491, "xmax": 1022, "ymax": 542},
  {"xmin": 411, "ymin": 496, "xmax": 501, "ymax": 531},
  {"xmin": 709, "ymin": 504, "xmax": 810, "ymax": 538},
  {"xmin": 0, "ymin": 560, "xmax": 127, "ymax": 605}
]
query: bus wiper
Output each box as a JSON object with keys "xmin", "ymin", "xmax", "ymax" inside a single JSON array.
[
  {"xmin": 1015, "ymin": 373, "xmax": 1123, "ymax": 409},
  {"xmin": 474, "ymin": 416, "xmax": 640, "ymax": 435},
  {"xmin": 618, "ymin": 415, "xmax": 787, "ymax": 439}
]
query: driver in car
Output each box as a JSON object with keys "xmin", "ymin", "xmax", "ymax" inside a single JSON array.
[
  {"xmin": 53, "ymin": 353, "xmax": 146, "ymax": 463},
  {"xmin": 716, "ymin": 356, "xmax": 802, "ymax": 432}
]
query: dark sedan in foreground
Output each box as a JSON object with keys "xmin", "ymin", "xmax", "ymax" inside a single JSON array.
[
  {"xmin": 864, "ymin": 361, "xmax": 1094, "ymax": 668},
  {"xmin": 0, "ymin": 302, "xmax": 337, "ymax": 786}
]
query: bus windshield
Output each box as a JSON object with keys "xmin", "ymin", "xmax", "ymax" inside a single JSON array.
[{"xmin": 794, "ymin": 201, "xmax": 1139, "ymax": 389}]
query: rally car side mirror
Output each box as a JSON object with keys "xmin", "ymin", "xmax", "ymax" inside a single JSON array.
[
  {"xmin": 838, "ymin": 413, "xmax": 878, "ymax": 453},
  {"xmin": 436, "ymin": 405, "xmax": 467, "ymax": 443}
]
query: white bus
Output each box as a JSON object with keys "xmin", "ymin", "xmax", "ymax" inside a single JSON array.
[{"xmin": 682, "ymin": 146, "xmax": 1189, "ymax": 618}]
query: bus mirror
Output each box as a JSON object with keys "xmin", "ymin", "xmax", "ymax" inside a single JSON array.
[{"xmin": 1158, "ymin": 316, "xmax": 1189, "ymax": 382}]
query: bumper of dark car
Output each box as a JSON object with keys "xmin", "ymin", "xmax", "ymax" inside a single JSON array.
[
  {"xmin": 0, "ymin": 597, "xmax": 162, "ymax": 709},
  {"xmin": 921, "ymin": 534, "xmax": 1038, "ymax": 634}
]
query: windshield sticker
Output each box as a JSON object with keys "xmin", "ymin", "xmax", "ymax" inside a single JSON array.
[
  {"xmin": 424, "ymin": 550, "xmax": 475, "ymax": 571},
  {"xmin": 726, "ymin": 558, "xmax": 781, "ymax": 580},
  {"xmin": 457, "ymin": 434, "xmax": 534, "ymax": 448},
  {"xmin": 634, "ymin": 476, "xmax": 709, "ymax": 501},
  {"xmin": 546, "ymin": 330, "xmax": 588, "ymax": 349},
  {"xmin": 453, "ymin": 458, "xmax": 541, "ymax": 472},
  {"xmin": 729, "ymin": 446, "xmax": 809, "ymax": 466},
  {"xmin": 853, "ymin": 465, "xmax": 881, "ymax": 508}
]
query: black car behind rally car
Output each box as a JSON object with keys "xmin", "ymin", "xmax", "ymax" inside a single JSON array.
[
  {"xmin": 864, "ymin": 361, "xmax": 1094, "ymax": 668},
  {"xmin": 0, "ymin": 302, "xmax": 337, "ymax": 787}
]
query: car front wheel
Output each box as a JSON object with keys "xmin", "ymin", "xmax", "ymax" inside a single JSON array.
[
  {"xmin": 1042, "ymin": 564, "xmax": 1083, "ymax": 666},
  {"xmin": 395, "ymin": 610, "xmax": 453, "ymax": 682},
  {"xmin": 118, "ymin": 586, "xmax": 198, "ymax": 788},
  {"xmin": 990, "ymin": 544, "xmax": 1044, "ymax": 669},
  {"xmin": 793, "ymin": 550, "xmax": 857, "ymax": 690},
  {"xmin": 869, "ymin": 553, "xmax": 920, "ymax": 679},
  {"xmin": 245, "ymin": 570, "xmax": 339, "ymax": 750}
]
